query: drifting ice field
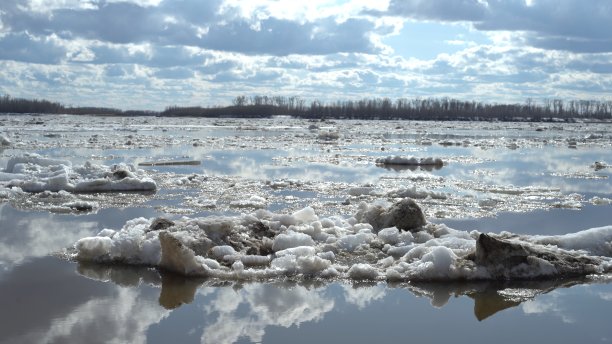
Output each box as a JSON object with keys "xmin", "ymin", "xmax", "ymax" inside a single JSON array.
[{"xmin": 0, "ymin": 114, "xmax": 611, "ymax": 343}]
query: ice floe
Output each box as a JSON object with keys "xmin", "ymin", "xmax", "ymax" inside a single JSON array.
[
  {"xmin": 1, "ymin": 153, "xmax": 156, "ymax": 193},
  {"xmin": 70, "ymin": 199, "xmax": 612, "ymax": 282}
]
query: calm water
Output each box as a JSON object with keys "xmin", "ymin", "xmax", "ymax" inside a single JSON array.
[{"xmin": 1, "ymin": 116, "xmax": 611, "ymax": 343}]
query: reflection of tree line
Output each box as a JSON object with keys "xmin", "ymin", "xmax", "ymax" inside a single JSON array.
[
  {"xmin": 77, "ymin": 262, "xmax": 594, "ymax": 321},
  {"xmin": 2, "ymin": 94, "xmax": 612, "ymax": 121}
]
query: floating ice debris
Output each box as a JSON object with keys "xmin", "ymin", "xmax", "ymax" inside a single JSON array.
[
  {"xmin": 230, "ymin": 195, "xmax": 267, "ymax": 209},
  {"xmin": 553, "ymin": 200, "xmax": 583, "ymax": 209},
  {"xmin": 553, "ymin": 193, "xmax": 583, "ymax": 209},
  {"xmin": 174, "ymin": 174, "xmax": 207, "ymax": 185},
  {"xmin": 478, "ymin": 198, "xmax": 502, "ymax": 208},
  {"xmin": 63, "ymin": 200, "xmax": 98, "ymax": 212},
  {"xmin": 375, "ymin": 156, "xmax": 444, "ymax": 167},
  {"xmin": 317, "ymin": 131, "xmax": 340, "ymax": 141},
  {"xmin": 592, "ymin": 161, "xmax": 608, "ymax": 170},
  {"xmin": 70, "ymin": 199, "xmax": 612, "ymax": 282},
  {"xmin": 1, "ymin": 153, "xmax": 156, "ymax": 193},
  {"xmin": 387, "ymin": 186, "xmax": 447, "ymax": 200},
  {"xmin": 138, "ymin": 160, "xmax": 201, "ymax": 166}
]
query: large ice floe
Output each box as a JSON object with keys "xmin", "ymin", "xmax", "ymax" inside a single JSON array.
[
  {"xmin": 71, "ymin": 198, "xmax": 612, "ymax": 282},
  {"xmin": 1, "ymin": 153, "xmax": 156, "ymax": 193}
]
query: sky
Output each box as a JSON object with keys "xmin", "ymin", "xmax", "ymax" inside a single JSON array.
[{"xmin": 0, "ymin": 0, "xmax": 611, "ymax": 110}]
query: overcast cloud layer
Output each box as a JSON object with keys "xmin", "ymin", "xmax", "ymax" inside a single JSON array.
[{"xmin": 0, "ymin": 0, "xmax": 611, "ymax": 109}]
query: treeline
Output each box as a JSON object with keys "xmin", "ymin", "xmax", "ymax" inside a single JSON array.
[
  {"xmin": 2, "ymin": 94, "xmax": 612, "ymax": 121},
  {"xmin": 0, "ymin": 95, "xmax": 154, "ymax": 116},
  {"xmin": 163, "ymin": 96, "xmax": 612, "ymax": 121}
]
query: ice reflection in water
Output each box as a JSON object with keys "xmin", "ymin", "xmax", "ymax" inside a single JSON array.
[
  {"xmin": 28, "ymin": 263, "xmax": 602, "ymax": 343},
  {"xmin": 1, "ymin": 252, "xmax": 612, "ymax": 343}
]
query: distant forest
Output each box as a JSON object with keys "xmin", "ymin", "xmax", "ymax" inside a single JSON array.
[{"xmin": 1, "ymin": 94, "xmax": 611, "ymax": 121}]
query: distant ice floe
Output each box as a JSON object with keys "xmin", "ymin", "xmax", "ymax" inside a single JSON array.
[
  {"xmin": 1, "ymin": 153, "xmax": 156, "ymax": 193},
  {"xmin": 317, "ymin": 130, "xmax": 340, "ymax": 141},
  {"xmin": 71, "ymin": 198, "xmax": 612, "ymax": 282},
  {"xmin": 375, "ymin": 156, "xmax": 444, "ymax": 168},
  {"xmin": 230, "ymin": 195, "xmax": 267, "ymax": 209}
]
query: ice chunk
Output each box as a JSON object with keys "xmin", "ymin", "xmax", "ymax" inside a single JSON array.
[
  {"xmin": 230, "ymin": 195, "xmax": 267, "ymax": 209},
  {"xmin": 272, "ymin": 231, "xmax": 315, "ymax": 252},
  {"xmin": 241, "ymin": 255, "xmax": 270, "ymax": 267},
  {"xmin": 348, "ymin": 263, "xmax": 379, "ymax": 280},
  {"xmin": 355, "ymin": 198, "xmax": 426, "ymax": 232},
  {"xmin": 590, "ymin": 197, "xmax": 612, "ymax": 205},
  {"xmin": 75, "ymin": 237, "xmax": 113, "ymax": 261},
  {"xmin": 276, "ymin": 246, "xmax": 316, "ymax": 258},
  {"xmin": 592, "ymin": 161, "xmax": 608, "ymax": 170},
  {"xmin": 378, "ymin": 227, "xmax": 400, "ymax": 245},
  {"xmin": 159, "ymin": 232, "xmax": 208, "ymax": 276},
  {"xmin": 5, "ymin": 154, "xmax": 71, "ymax": 173},
  {"xmin": 211, "ymin": 245, "xmax": 236, "ymax": 259},
  {"xmin": 387, "ymin": 186, "xmax": 447, "ymax": 200},
  {"xmin": 532, "ymin": 225, "xmax": 612, "ymax": 257},
  {"xmin": 0, "ymin": 133, "xmax": 10, "ymax": 146},
  {"xmin": 317, "ymin": 131, "xmax": 340, "ymax": 141},
  {"xmin": 297, "ymin": 256, "xmax": 331, "ymax": 274},
  {"xmin": 292, "ymin": 207, "xmax": 319, "ymax": 224},
  {"xmin": 411, "ymin": 246, "xmax": 458, "ymax": 280},
  {"xmin": 474, "ymin": 233, "xmax": 603, "ymax": 279},
  {"xmin": 0, "ymin": 172, "xmax": 27, "ymax": 182},
  {"xmin": 336, "ymin": 232, "xmax": 375, "ymax": 252}
]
